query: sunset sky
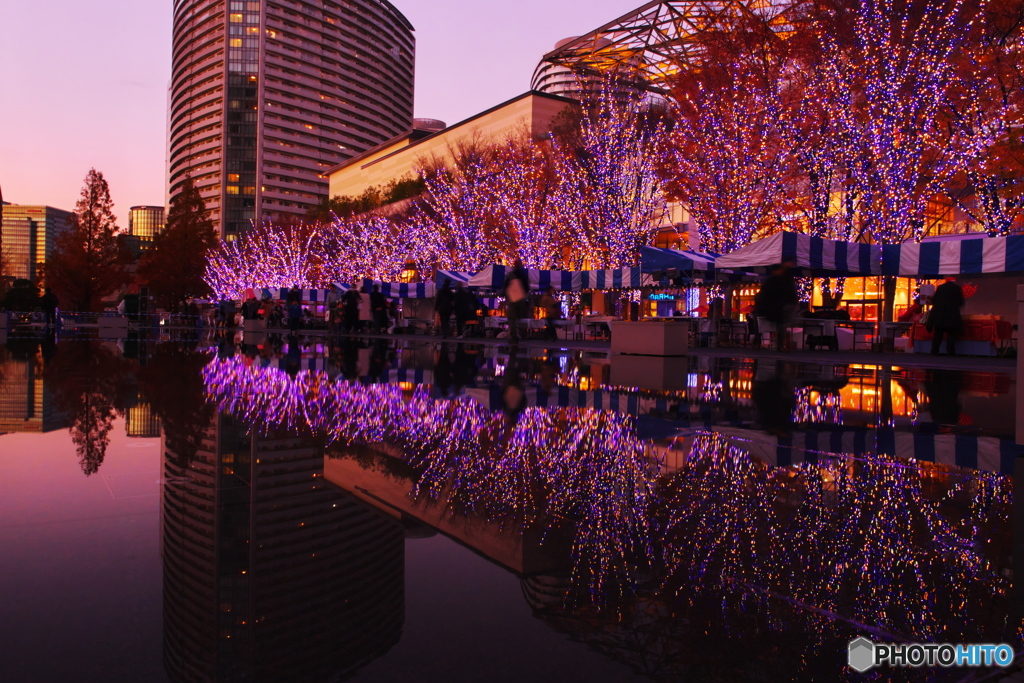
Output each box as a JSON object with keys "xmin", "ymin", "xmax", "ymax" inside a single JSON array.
[{"xmin": 0, "ymin": 0, "xmax": 641, "ymax": 226}]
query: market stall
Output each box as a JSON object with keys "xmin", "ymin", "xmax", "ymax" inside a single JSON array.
[
  {"xmin": 882, "ymin": 234, "xmax": 1024, "ymax": 353},
  {"xmin": 715, "ymin": 231, "xmax": 882, "ymax": 277}
]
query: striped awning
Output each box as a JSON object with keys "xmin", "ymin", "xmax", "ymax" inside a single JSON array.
[
  {"xmin": 578, "ymin": 267, "xmax": 653, "ymax": 289},
  {"xmin": 881, "ymin": 234, "xmax": 1024, "ymax": 277},
  {"xmin": 435, "ymin": 271, "xmax": 473, "ymax": 287},
  {"xmin": 467, "ymin": 265, "xmax": 651, "ymax": 291},
  {"xmin": 362, "ymin": 279, "xmax": 436, "ymax": 298},
  {"xmin": 641, "ymin": 246, "xmax": 719, "ymax": 274},
  {"xmin": 258, "ymin": 287, "xmax": 336, "ymax": 303},
  {"xmin": 715, "ymin": 232, "xmax": 881, "ymax": 277}
]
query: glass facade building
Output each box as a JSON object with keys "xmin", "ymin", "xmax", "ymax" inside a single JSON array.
[
  {"xmin": 128, "ymin": 206, "xmax": 166, "ymax": 246},
  {"xmin": 169, "ymin": 0, "xmax": 416, "ymax": 240},
  {"xmin": 0, "ymin": 204, "xmax": 72, "ymax": 282}
]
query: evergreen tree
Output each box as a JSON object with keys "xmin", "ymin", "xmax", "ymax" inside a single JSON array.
[
  {"xmin": 139, "ymin": 176, "xmax": 218, "ymax": 309},
  {"xmin": 45, "ymin": 168, "xmax": 127, "ymax": 311}
]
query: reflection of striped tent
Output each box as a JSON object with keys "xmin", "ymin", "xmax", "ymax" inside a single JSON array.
[
  {"xmin": 464, "ymin": 385, "xmax": 727, "ymax": 421},
  {"xmin": 715, "ymin": 231, "xmax": 882, "ymax": 277},
  {"xmin": 881, "ymin": 234, "xmax": 1024, "ymax": 277},
  {"xmin": 258, "ymin": 287, "xmax": 336, "ymax": 303},
  {"xmin": 361, "ymin": 279, "xmax": 436, "ymax": 298},
  {"xmin": 713, "ymin": 425, "xmax": 1017, "ymax": 474},
  {"xmin": 254, "ymin": 356, "xmax": 329, "ymax": 372},
  {"xmin": 366, "ymin": 368, "xmax": 434, "ymax": 385}
]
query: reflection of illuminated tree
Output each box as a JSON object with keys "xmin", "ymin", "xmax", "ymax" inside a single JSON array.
[
  {"xmin": 202, "ymin": 356, "xmax": 1015, "ymax": 675},
  {"xmin": 44, "ymin": 341, "xmax": 131, "ymax": 476},
  {"xmin": 658, "ymin": 432, "xmax": 1012, "ymax": 646},
  {"xmin": 203, "ymin": 355, "xmax": 657, "ymax": 605}
]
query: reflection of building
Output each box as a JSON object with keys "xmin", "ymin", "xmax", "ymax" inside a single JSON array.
[
  {"xmin": 168, "ymin": 0, "xmax": 416, "ymax": 239},
  {"xmin": 0, "ymin": 347, "xmax": 66, "ymax": 433},
  {"xmin": 126, "ymin": 397, "xmax": 161, "ymax": 438},
  {"xmin": 0, "ymin": 204, "xmax": 72, "ymax": 281},
  {"xmin": 128, "ymin": 206, "xmax": 165, "ymax": 249},
  {"xmin": 161, "ymin": 413, "xmax": 404, "ymax": 682}
]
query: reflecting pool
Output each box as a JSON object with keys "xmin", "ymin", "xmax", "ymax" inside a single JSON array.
[{"xmin": 0, "ymin": 335, "xmax": 1019, "ymax": 681}]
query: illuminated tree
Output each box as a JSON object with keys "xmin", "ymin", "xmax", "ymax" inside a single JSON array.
[
  {"xmin": 204, "ymin": 222, "xmax": 319, "ymax": 300},
  {"xmin": 45, "ymin": 168, "xmax": 128, "ymax": 311},
  {"xmin": 551, "ymin": 79, "xmax": 667, "ymax": 268},
  {"xmin": 815, "ymin": 0, "xmax": 981, "ymax": 245},
  {"xmin": 662, "ymin": 17, "xmax": 791, "ymax": 255},
  {"xmin": 410, "ymin": 141, "xmax": 500, "ymax": 271},
  {"xmin": 944, "ymin": 0, "xmax": 1024, "ymax": 235},
  {"xmin": 322, "ymin": 213, "xmax": 407, "ymax": 282},
  {"xmin": 488, "ymin": 136, "xmax": 566, "ymax": 268}
]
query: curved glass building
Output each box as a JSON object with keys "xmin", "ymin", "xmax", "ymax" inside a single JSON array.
[{"xmin": 169, "ymin": 0, "xmax": 415, "ymax": 239}]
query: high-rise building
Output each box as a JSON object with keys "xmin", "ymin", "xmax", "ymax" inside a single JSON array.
[
  {"xmin": 168, "ymin": 0, "xmax": 416, "ymax": 240},
  {"xmin": 0, "ymin": 204, "xmax": 72, "ymax": 282},
  {"xmin": 128, "ymin": 205, "xmax": 165, "ymax": 246}
]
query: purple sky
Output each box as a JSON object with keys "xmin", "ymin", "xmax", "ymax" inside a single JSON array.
[{"xmin": 0, "ymin": 0, "xmax": 641, "ymax": 227}]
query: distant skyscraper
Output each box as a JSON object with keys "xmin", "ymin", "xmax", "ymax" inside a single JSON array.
[
  {"xmin": 0, "ymin": 204, "xmax": 72, "ymax": 281},
  {"xmin": 168, "ymin": 0, "xmax": 416, "ymax": 240},
  {"xmin": 128, "ymin": 206, "xmax": 165, "ymax": 247}
]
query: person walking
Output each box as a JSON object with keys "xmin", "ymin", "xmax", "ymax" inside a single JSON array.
[
  {"xmin": 341, "ymin": 287, "xmax": 361, "ymax": 334},
  {"xmin": 454, "ymin": 283, "xmax": 478, "ymax": 337},
  {"xmin": 41, "ymin": 287, "xmax": 59, "ymax": 329},
  {"xmin": 370, "ymin": 285, "xmax": 389, "ymax": 333},
  {"xmin": 928, "ymin": 276, "xmax": 965, "ymax": 356},
  {"xmin": 435, "ymin": 280, "xmax": 455, "ymax": 337},
  {"xmin": 753, "ymin": 262, "xmax": 798, "ymax": 351},
  {"xmin": 503, "ymin": 260, "xmax": 530, "ymax": 343}
]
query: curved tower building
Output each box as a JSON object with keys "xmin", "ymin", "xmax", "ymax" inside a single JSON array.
[{"xmin": 169, "ymin": 0, "xmax": 415, "ymax": 239}]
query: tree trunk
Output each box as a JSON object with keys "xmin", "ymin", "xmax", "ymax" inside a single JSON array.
[{"xmin": 882, "ymin": 275, "xmax": 897, "ymax": 324}]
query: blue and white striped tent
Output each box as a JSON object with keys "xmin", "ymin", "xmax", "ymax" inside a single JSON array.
[
  {"xmin": 468, "ymin": 265, "xmax": 650, "ymax": 291},
  {"xmin": 258, "ymin": 287, "xmax": 336, "ymax": 303},
  {"xmin": 578, "ymin": 267, "xmax": 653, "ymax": 289},
  {"xmin": 881, "ymin": 234, "xmax": 1024, "ymax": 277},
  {"xmin": 362, "ymin": 279, "xmax": 436, "ymax": 298},
  {"xmin": 715, "ymin": 232, "xmax": 882, "ymax": 277},
  {"xmin": 641, "ymin": 246, "xmax": 720, "ymax": 275},
  {"xmin": 435, "ymin": 270, "xmax": 473, "ymax": 287},
  {"xmin": 468, "ymin": 266, "xmax": 581, "ymax": 291}
]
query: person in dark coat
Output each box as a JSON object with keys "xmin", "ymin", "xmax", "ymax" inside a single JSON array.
[
  {"xmin": 40, "ymin": 287, "xmax": 59, "ymax": 329},
  {"xmin": 503, "ymin": 260, "xmax": 530, "ymax": 343},
  {"xmin": 370, "ymin": 285, "xmax": 389, "ymax": 333},
  {"xmin": 453, "ymin": 283, "xmax": 478, "ymax": 337},
  {"xmin": 753, "ymin": 262, "xmax": 799, "ymax": 350},
  {"xmin": 435, "ymin": 279, "xmax": 455, "ymax": 337},
  {"xmin": 341, "ymin": 288, "xmax": 361, "ymax": 334},
  {"xmin": 928, "ymin": 276, "xmax": 965, "ymax": 355}
]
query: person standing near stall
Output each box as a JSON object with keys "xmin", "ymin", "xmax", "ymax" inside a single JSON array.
[
  {"xmin": 503, "ymin": 260, "xmax": 529, "ymax": 343},
  {"xmin": 927, "ymin": 276, "xmax": 965, "ymax": 356},
  {"xmin": 435, "ymin": 280, "xmax": 455, "ymax": 337}
]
